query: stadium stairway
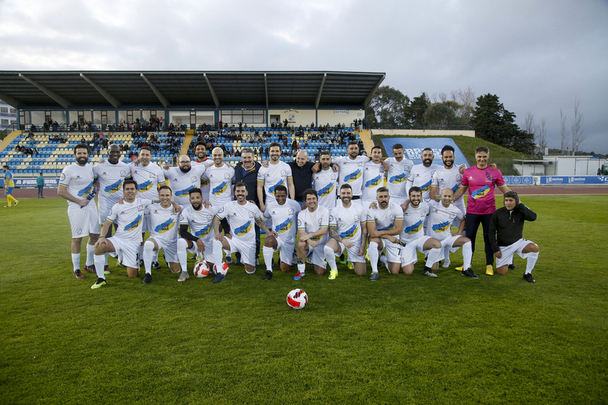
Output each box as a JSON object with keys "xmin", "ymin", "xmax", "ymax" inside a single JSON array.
[
  {"xmin": 180, "ymin": 130, "xmax": 195, "ymax": 156},
  {"xmin": 0, "ymin": 130, "xmax": 22, "ymax": 153},
  {"xmin": 357, "ymin": 129, "xmax": 374, "ymax": 154}
]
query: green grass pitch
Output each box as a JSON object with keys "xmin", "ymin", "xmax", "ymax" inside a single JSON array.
[{"xmin": 1, "ymin": 196, "xmax": 607, "ymax": 404}]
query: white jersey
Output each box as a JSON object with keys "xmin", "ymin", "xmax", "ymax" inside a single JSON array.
[
  {"xmin": 257, "ymin": 161, "xmax": 292, "ymax": 205},
  {"xmin": 432, "ymin": 165, "xmax": 464, "ymax": 196},
  {"xmin": 107, "ymin": 197, "xmax": 153, "ymax": 243},
  {"xmin": 329, "ymin": 203, "xmax": 367, "ymax": 242},
  {"xmin": 406, "ymin": 164, "xmax": 440, "ymax": 201},
  {"xmin": 386, "ymin": 157, "xmax": 414, "ymax": 199},
  {"xmin": 401, "ymin": 201, "xmax": 430, "ymax": 242},
  {"xmin": 297, "ymin": 205, "xmax": 330, "ymax": 245},
  {"xmin": 192, "ymin": 159, "xmax": 213, "ymax": 200},
  {"xmin": 163, "ymin": 165, "xmax": 206, "ymax": 206},
  {"xmin": 334, "ymin": 155, "xmax": 369, "ymax": 196},
  {"xmin": 146, "ymin": 203, "xmax": 180, "ymax": 245},
  {"xmin": 215, "ymin": 201, "xmax": 262, "ymax": 244},
  {"xmin": 180, "ymin": 204, "xmax": 219, "ymax": 243},
  {"xmin": 93, "ymin": 161, "xmax": 130, "ymax": 209},
  {"xmin": 129, "ymin": 162, "xmax": 165, "ymax": 200},
  {"xmin": 263, "ymin": 198, "xmax": 301, "ymax": 244},
  {"xmin": 59, "ymin": 163, "xmax": 97, "ymax": 208},
  {"xmin": 312, "ymin": 168, "xmax": 338, "ymax": 209},
  {"xmin": 361, "ymin": 161, "xmax": 385, "ymax": 202},
  {"xmin": 203, "ymin": 163, "xmax": 235, "ymax": 206},
  {"xmin": 427, "ymin": 200, "xmax": 464, "ymax": 241},
  {"xmin": 366, "ymin": 202, "xmax": 403, "ymax": 232}
]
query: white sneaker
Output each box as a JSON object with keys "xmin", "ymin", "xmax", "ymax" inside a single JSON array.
[{"xmin": 178, "ymin": 272, "xmax": 189, "ymax": 282}]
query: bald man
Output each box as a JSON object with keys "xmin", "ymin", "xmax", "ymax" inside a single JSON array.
[
  {"xmin": 288, "ymin": 149, "xmax": 316, "ymax": 206},
  {"xmin": 162, "ymin": 154, "xmax": 207, "ymax": 208}
]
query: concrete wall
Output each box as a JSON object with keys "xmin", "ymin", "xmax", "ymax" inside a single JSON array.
[{"xmin": 371, "ymin": 129, "xmax": 475, "ymax": 137}]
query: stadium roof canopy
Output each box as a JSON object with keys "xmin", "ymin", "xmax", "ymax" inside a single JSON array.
[{"xmin": 0, "ymin": 71, "xmax": 385, "ymax": 110}]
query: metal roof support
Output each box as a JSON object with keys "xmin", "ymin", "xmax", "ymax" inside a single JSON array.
[
  {"xmin": 363, "ymin": 74, "xmax": 386, "ymax": 108},
  {"xmin": 315, "ymin": 73, "xmax": 327, "ymax": 109},
  {"xmin": 80, "ymin": 73, "xmax": 121, "ymax": 108},
  {"xmin": 19, "ymin": 73, "xmax": 72, "ymax": 108},
  {"xmin": 140, "ymin": 73, "xmax": 170, "ymax": 108},
  {"xmin": 0, "ymin": 91, "xmax": 22, "ymax": 108},
  {"xmin": 203, "ymin": 73, "xmax": 220, "ymax": 108},
  {"xmin": 264, "ymin": 73, "xmax": 269, "ymax": 109}
]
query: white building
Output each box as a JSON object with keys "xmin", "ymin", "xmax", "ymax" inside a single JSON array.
[
  {"xmin": 0, "ymin": 99, "xmax": 17, "ymax": 131},
  {"xmin": 514, "ymin": 156, "xmax": 606, "ymax": 176}
]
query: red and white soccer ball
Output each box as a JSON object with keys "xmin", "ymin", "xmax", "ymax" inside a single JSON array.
[
  {"xmin": 194, "ymin": 261, "xmax": 210, "ymax": 278},
  {"xmin": 286, "ymin": 289, "xmax": 308, "ymax": 310}
]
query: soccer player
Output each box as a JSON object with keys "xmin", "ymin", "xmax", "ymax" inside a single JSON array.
[
  {"xmin": 178, "ymin": 188, "xmax": 218, "ymax": 282},
  {"xmin": 361, "ymin": 146, "xmax": 386, "ymax": 209},
  {"xmin": 294, "ymin": 189, "xmax": 330, "ymax": 280},
  {"xmin": 203, "ymin": 147, "xmax": 235, "ymax": 208},
  {"xmin": 212, "ymin": 182, "xmax": 276, "ymax": 283},
  {"xmin": 3, "ymin": 164, "xmax": 19, "ymax": 207},
  {"xmin": 324, "ymin": 184, "xmax": 368, "ymax": 279},
  {"xmin": 312, "ymin": 150, "xmax": 339, "ymax": 209},
  {"xmin": 57, "ymin": 144, "xmax": 99, "ymax": 280},
  {"xmin": 142, "ymin": 185, "xmax": 183, "ymax": 283},
  {"xmin": 163, "ymin": 154, "xmax": 207, "ymax": 208},
  {"xmin": 428, "ymin": 188, "xmax": 478, "ymax": 279},
  {"xmin": 489, "ymin": 191, "xmax": 539, "ymax": 283},
  {"xmin": 333, "ymin": 141, "xmax": 373, "ymax": 206},
  {"xmin": 234, "ymin": 147, "xmax": 262, "ymax": 264},
  {"xmin": 92, "ymin": 179, "xmax": 152, "ymax": 289},
  {"xmin": 262, "ymin": 185, "xmax": 302, "ymax": 280},
  {"xmin": 406, "ymin": 147, "xmax": 440, "ymax": 202},
  {"xmin": 453, "ymin": 146, "xmax": 511, "ymax": 276},
  {"xmin": 257, "ymin": 142, "xmax": 295, "ymax": 212},
  {"xmin": 399, "ymin": 187, "xmax": 444, "ymax": 277},
  {"xmin": 430, "ymin": 145, "xmax": 466, "ymax": 226},
  {"xmin": 366, "ymin": 187, "xmax": 403, "ymax": 280},
  {"xmin": 191, "ymin": 141, "xmax": 213, "ymax": 200},
  {"xmin": 385, "ymin": 144, "xmax": 414, "ymax": 207}
]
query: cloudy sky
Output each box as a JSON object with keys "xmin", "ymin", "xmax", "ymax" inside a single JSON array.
[{"xmin": 1, "ymin": 0, "xmax": 606, "ymax": 153}]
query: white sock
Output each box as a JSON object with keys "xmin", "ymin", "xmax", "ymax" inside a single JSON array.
[
  {"xmin": 177, "ymin": 238, "xmax": 188, "ymax": 273},
  {"xmin": 427, "ymin": 247, "xmax": 443, "ymax": 266},
  {"xmin": 117, "ymin": 249, "xmax": 124, "ymax": 264},
  {"xmin": 368, "ymin": 242, "xmax": 379, "ymax": 273},
  {"xmin": 153, "ymin": 250, "xmax": 159, "ymax": 263},
  {"xmin": 526, "ymin": 252, "xmax": 539, "ymax": 274},
  {"xmin": 263, "ymin": 246, "xmax": 274, "ymax": 272},
  {"xmin": 324, "ymin": 245, "xmax": 338, "ymax": 271},
  {"xmin": 138, "ymin": 244, "xmax": 144, "ymax": 263},
  {"xmin": 462, "ymin": 242, "xmax": 472, "ymax": 269},
  {"xmin": 213, "ymin": 240, "xmax": 226, "ymax": 274},
  {"xmin": 143, "ymin": 241, "xmax": 154, "ymax": 275},
  {"xmin": 71, "ymin": 253, "xmax": 80, "ymax": 271},
  {"xmin": 86, "ymin": 243, "xmax": 95, "ymax": 266},
  {"xmin": 104, "ymin": 252, "xmax": 109, "ymax": 266},
  {"xmin": 94, "ymin": 254, "xmax": 105, "ymax": 279},
  {"xmin": 297, "ymin": 262, "xmax": 305, "ymax": 274}
]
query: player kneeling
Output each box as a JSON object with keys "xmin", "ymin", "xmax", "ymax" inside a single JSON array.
[
  {"xmin": 177, "ymin": 188, "xmax": 217, "ymax": 282},
  {"xmin": 294, "ymin": 189, "xmax": 330, "ymax": 280},
  {"xmin": 261, "ymin": 185, "xmax": 301, "ymax": 280},
  {"xmin": 141, "ymin": 185, "xmax": 183, "ymax": 284}
]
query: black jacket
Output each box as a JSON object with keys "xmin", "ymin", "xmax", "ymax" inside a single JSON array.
[
  {"xmin": 489, "ymin": 204, "xmax": 537, "ymax": 253},
  {"xmin": 234, "ymin": 162, "xmax": 261, "ymax": 206}
]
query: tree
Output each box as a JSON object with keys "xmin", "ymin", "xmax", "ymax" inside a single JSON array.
[
  {"xmin": 571, "ymin": 96, "xmax": 585, "ymax": 154},
  {"xmin": 366, "ymin": 86, "xmax": 410, "ymax": 128},
  {"xmin": 536, "ymin": 118, "xmax": 548, "ymax": 155},
  {"xmin": 471, "ymin": 93, "xmax": 535, "ymax": 155},
  {"xmin": 451, "ymin": 87, "xmax": 476, "ymax": 126},
  {"xmin": 560, "ymin": 109, "xmax": 568, "ymax": 155},
  {"xmin": 404, "ymin": 92, "xmax": 429, "ymax": 128},
  {"xmin": 423, "ymin": 102, "xmax": 457, "ymax": 129}
]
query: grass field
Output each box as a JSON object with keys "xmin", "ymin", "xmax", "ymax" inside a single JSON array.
[{"xmin": 1, "ymin": 196, "xmax": 607, "ymax": 404}]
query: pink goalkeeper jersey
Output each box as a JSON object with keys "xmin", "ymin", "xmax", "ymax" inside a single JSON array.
[{"xmin": 461, "ymin": 166, "xmax": 505, "ymax": 215}]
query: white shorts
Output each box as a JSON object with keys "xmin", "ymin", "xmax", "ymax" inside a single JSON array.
[
  {"xmin": 149, "ymin": 237, "xmax": 178, "ymax": 263},
  {"xmin": 496, "ymin": 239, "xmax": 535, "ymax": 268},
  {"xmin": 271, "ymin": 238, "xmax": 296, "ymax": 265},
  {"xmin": 337, "ymin": 239, "xmax": 366, "ymax": 263},
  {"xmin": 186, "ymin": 238, "xmax": 216, "ymax": 264},
  {"xmin": 440, "ymin": 235, "xmax": 462, "ymax": 254},
  {"xmin": 306, "ymin": 243, "xmax": 327, "ymax": 269},
  {"xmin": 401, "ymin": 236, "xmax": 433, "ymax": 266},
  {"xmin": 227, "ymin": 236, "xmax": 256, "ymax": 266},
  {"xmin": 381, "ymin": 238, "xmax": 402, "ymax": 263},
  {"xmin": 107, "ymin": 236, "xmax": 140, "ymax": 268},
  {"xmin": 67, "ymin": 202, "xmax": 100, "ymax": 238}
]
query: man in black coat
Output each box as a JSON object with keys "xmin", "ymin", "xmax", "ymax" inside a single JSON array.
[{"xmin": 489, "ymin": 191, "xmax": 539, "ymax": 283}]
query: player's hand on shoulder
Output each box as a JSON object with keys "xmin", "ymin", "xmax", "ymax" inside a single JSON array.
[
  {"xmin": 489, "ymin": 163, "xmax": 497, "ymax": 170},
  {"xmin": 203, "ymin": 201, "xmax": 211, "ymax": 208},
  {"xmin": 172, "ymin": 202, "xmax": 181, "ymax": 212},
  {"xmin": 117, "ymin": 198, "xmax": 125, "ymax": 204},
  {"xmin": 262, "ymin": 161, "xmax": 269, "ymax": 168},
  {"xmin": 332, "ymin": 163, "xmax": 339, "ymax": 172},
  {"xmin": 368, "ymin": 202, "xmax": 378, "ymax": 210}
]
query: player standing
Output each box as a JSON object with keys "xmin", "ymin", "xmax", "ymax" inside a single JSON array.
[
  {"xmin": 406, "ymin": 147, "xmax": 440, "ymax": 202},
  {"xmin": 430, "ymin": 145, "xmax": 466, "ymax": 226},
  {"xmin": 191, "ymin": 141, "xmax": 213, "ymax": 200},
  {"xmin": 257, "ymin": 142, "xmax": 295, "ymax": 212},
  {"xmin": 163, "ymin": 154, "xmax": 207, "ymax": 208},
  {"xmin": 3, "ymin": 164, "xmax": 19, "ymax": 207},
  {"xmin": 361, "ymin": 146, "xmax": 386, "ymax": 209},
  {"xmin": 312, "ymin": 151, "xmax": 339, "ymax": 209},
  {"xmin": 333, "ymin": 141, "xmax": 371, "ymax": 206},
  {"xmin": 57, "ymin": 144, "xmax": 100, "ymax": 279},
  {"xmin": 385, "ymin": 144, "xmax": 413, "ymax": 207}
]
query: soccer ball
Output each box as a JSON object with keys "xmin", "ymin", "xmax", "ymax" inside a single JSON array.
[
  {"xmin": 286, "ymin": 289, "xmax": 308, "ymax": 310},
  {"xmin": 194, "ymin": 260, "xmax": 210, "ymax": 278}
]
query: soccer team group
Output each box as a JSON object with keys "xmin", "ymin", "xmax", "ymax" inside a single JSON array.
[{"xmin": 55, "ymin": 139, "xmax": 540, "ymax": 289}]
